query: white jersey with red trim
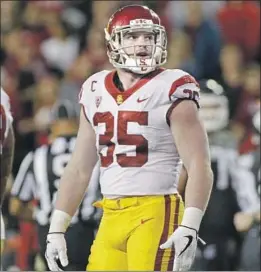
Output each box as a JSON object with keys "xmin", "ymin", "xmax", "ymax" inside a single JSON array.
[
  {"xmin": 79, "ymin": 68, "xmax": 200, "ymax": 197},
  {"xmin": 1, "ymin": 88, "xmax": 13, "ymax": 154}
]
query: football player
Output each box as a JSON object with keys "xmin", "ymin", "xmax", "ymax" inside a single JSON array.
[
  {"xmin": 179, "ymin": 79, "xmax": 243, "ymax": 271},
  {"xmin": 45, "ymin": 5, "xmax": 213, "ymax": 271},
  {"xmin": 1, "ymin": 88, "xmax": 15, "ymax": 254}
]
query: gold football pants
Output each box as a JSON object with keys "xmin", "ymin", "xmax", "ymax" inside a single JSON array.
[{"xmin": 87, "ymin": 194, "xmax": 184, "ymax": 271}]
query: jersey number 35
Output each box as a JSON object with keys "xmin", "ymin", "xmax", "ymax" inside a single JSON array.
[{"xmin": 94, "ymin": 111, "xmax": 148, "ymax": 168}]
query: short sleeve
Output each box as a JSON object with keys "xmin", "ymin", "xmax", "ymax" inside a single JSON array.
[
  {"xmin": 168, "ymin": 73, "xmax": 200, "ymax": 108},
  {"xmin": 165, "ymin": 72, "xmax": 200, "ymax": 126}
]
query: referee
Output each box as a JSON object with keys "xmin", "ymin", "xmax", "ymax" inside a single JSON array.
[{"xmin": 11, "ymin": 100, "xmax": 101, "ymax": 271}]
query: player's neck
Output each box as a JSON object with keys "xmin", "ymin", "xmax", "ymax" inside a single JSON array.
[{"xmin": 116, "ymin": 69, "xmax": 144, "ymax": 91}]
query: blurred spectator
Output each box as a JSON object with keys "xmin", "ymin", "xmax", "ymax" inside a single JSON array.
[
  {"xmin": 30, "ymin": 0, "xmax": 65, "ymax": 12},
  {"xmin": 17, "ymin": 75, "xmax": 60, "ymax": 143},
  {"xmin": 59, "ymin": 53, "xmax": 93, "ymax": 116},
  {"xmin": 0, "ymin": 2, "xmax": 20, "ymax": 32},
  {"xmin": 61, "ymin": 1, "xmax": 93, "ymax": 52},
  {"xmin": 232, "ymin": 63, "xmax": 260, "ymax": 152},
  {"xmin": 34, "ymin": 76, "xmax": 60, "ymax": 133},
  {"xmin": 176, "ymin": 1, "xmax": 222, "ymax": 80},
  {"xmin": 165, "ymin": 31, "xmax": 193, "ymax": 70},
  {"xmin": 219, "ymin": 44, "xmax": 244, "ymax": 120},
  {"xmin": 20, "ymin": 1, "xmax": 47, "ymax": 35},
  {"xmin": 91, "ymin": 1, "xmax": 119, "ymax": 31},
  {"xmin": 85, "ymin": 26, "xmax": 111, "ymax": 73},
  {"xmin": 2, "ymin": 28, "xmax": 50, "ymax": 175},
  {"xmin": 40, "ymin": 13, "xmax": 79, "ymax": 74},
  {"xmin": 217, "ymin": 0, "xmax": 260, "ymax": 62},
  {"xmin": 3, "ymin": 29, "xmax": 48, "ymax": 115},
  {"xmin": 165, "ymin": 1, "xmax": 225, "ymax": 30}
]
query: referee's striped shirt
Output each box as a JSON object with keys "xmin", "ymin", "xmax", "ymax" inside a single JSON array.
[{"xmin": 11, "ymin": 136, "xmax": 101, "ymax": 226}]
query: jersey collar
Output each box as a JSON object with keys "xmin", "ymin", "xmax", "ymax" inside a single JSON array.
[{"xmin": 104, "ymin": 68, "xmax": 165, "ymax": 105}]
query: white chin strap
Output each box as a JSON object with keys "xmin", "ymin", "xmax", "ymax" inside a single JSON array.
[{"xmin": 124, "ymin": 57, "xmax": 157, "ymax": 74}]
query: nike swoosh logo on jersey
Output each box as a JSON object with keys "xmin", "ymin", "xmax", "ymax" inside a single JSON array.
[
  {"xmin": 137, "ymin": 97, "xmax": 149, "ymax": 103},
  {"xmin": 178, "ymin": 235, "xmax": 193, "ymax": 257}
]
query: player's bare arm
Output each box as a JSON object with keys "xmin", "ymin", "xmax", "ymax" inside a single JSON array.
[
  {"xmin": 0, "ymin": 125, "xmax": 14, "ymax": 206},
  {"xmin": 53, "ymin": 108, "xmax": 98, "ymax": 218},
  {"xmin": 46, "ymin": 109, "xmax": 98, "ymax": 270},
  {"xmin": 160, "ymin": 100, "xmax": 213, "ymax": 271},
  {"xmin": 170, "ymin": 100, "xmax": 213, "ymax": 214}
]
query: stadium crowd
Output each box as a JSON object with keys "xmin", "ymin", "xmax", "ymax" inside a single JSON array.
[{"xmin": 0, "ymin": 0, "xmax": 260, "ymax": 271}]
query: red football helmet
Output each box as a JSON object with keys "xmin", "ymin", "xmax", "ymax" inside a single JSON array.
[{"xmin": 105, "ymin": 5, "xmax": 167, "ymax": 74}]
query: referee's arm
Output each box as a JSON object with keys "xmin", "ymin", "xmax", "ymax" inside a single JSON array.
[{"xmin": 10, "ymin": 152, "xmax": 35, "ymax": 219}]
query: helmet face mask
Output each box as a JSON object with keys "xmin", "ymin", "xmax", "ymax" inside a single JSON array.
[{"xmin": 105, "ymin": 5, "xmax": 167, "ymax": 74}]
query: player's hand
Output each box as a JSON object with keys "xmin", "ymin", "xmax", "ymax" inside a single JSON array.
[
  {"xmin": 160, "ymin": 225, "xmax": 198, "ymax": 271},
  {"xmin": 45, "ymin": 233, "xmax": 69, "ymax": 271}
]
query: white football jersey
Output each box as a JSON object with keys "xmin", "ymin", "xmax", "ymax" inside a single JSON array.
[
  {"xmin": 1, "ymin": 88, "xmax": 13, "ymax": 154},
  {"xmin": 79, "ymin": 68, "xmax": 200, "ymax": 197}
]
